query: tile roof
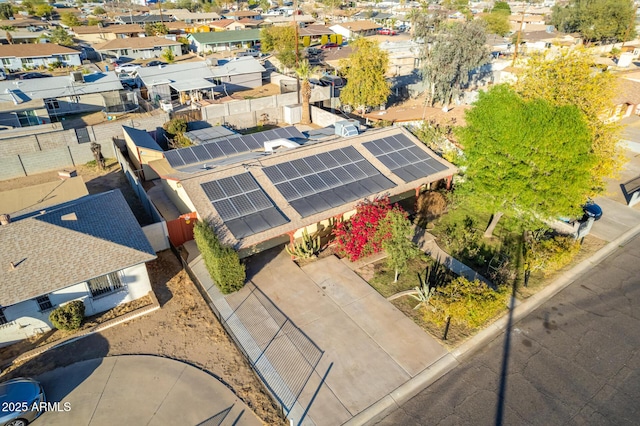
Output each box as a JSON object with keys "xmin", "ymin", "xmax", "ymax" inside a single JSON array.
[
  {"xmin": 94, "ymin": 36, "xmax": 181, "ymax": 50},
  {"xmin": 189, "ymin": 29, "xmax": 261, "ymax": 44},
  {"xmin": 614, "ymin": 78, "xmax": 640, "ymax": 105},
  {"xmin": 210, "ymin": 19, "xmax": 236, "ymax": 28},
  {"xmin": 0, "ymin": 43, "xmax": 80, "ymax": 59},
  {"xmin": 299, "ymin": 25, "xmax": 334, "ymax": 37},
  {"xmin": 0, "ymin": 190, "xmax": 156, "ymax": 307}
]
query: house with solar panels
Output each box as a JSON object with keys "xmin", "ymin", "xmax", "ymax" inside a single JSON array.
[{"xmin": 147, "ymin": 126, "xmax": 457, "ymax": 257}]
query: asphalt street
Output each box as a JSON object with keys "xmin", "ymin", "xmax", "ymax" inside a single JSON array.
[{"xmin": 376, "ymin": 232, "xmax": 640, "ymax": 426}]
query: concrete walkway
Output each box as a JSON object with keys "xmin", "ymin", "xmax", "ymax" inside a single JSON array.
[{"xmin": 34, "ymin": 355, "xmax": 261, "ymax": 426}]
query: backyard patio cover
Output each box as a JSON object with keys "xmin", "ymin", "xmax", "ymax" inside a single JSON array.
[{"xmin": 169, "ymin": 78, "xmax": 216, "ymax": 92}]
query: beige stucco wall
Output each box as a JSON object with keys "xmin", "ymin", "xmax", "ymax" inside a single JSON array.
[{"xmin": 162, "ymin": 178, "xmax": 198, "ymax": 215}]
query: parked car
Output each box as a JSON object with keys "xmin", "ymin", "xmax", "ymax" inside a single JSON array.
[
  {"xmin": 305, "ymin": 47, "xmax": 322, "ymax": 56},
  {"xmin": 320, "ymin": 43, "xmax": 339, "ymax": 49},
  {"xmin": 146, "ymin": 60, "xmax": 167, "ymax": 67},
  {"xmin": 0, "ymin": 70, "xmax": 6, "ymax": 81},
  {"xmin": 582, "ymin": 200, "xmax": 602, "ymax": 221},
  {"xmin": 378, "ymin": 28, "xmax": 397, "ymax": 36},
  {"xmin": 309, "ymin": 78, "xmax": 327, "ymax": 87},
  {"xmin": 116, "ymin": 64, "xmax": 141, "ymax": 74},
  {"xmin": 0, "ymin": 378, "xmax": 45, "ymax": 426},
  {"xmin": 19, "ymin": 72, "xmax": 51, "ymax": 80},
  {"xmin": 236, "ymin": 49, "xmax": 261, "ymax": 58},
  {"xmin": 118, "ymin": 72, "xmax": 137, "ymax": 88},
  {"xmin": 320, "ymin": 75, "xmax": 345, "ymax": 88}
]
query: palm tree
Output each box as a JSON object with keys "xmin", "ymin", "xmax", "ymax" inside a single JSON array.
[{"xmin": 294, "ymin": 59, "xmax": 317, "ymax": 125}]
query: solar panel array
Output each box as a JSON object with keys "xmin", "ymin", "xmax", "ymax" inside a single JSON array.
[
  {"xmin": 201, "ymin": 172, "xmax": 289, "ymax": 239},
  {"xmin": 263, "ymin": 146, "xmax": 395, "ymax": 218},
  {"xmin": 363, "ymin": 133, "xmax": 449, "ymax": 182},
  {"xmin": 166, "ymin": 126, "xmax": 305, "ymax": 170},
  {"xmin": 184, "ymin": 126, "xmax": 236, "ymax": 145}
]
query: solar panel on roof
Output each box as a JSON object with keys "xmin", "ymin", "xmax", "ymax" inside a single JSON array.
[
  {"xmin": 178, "ymin": 148, "xmax": 198, "ymax": 165},
  {"xmin": 363, "ymin": 133, "xmax": 449, "ymax": 183},
  {"xmin": 264, "ymin": 147, "xmax": 395, "ymax": 218},
  {"xmin": 165, "ymin": 150, "xmax": 185, "ymax": 167},
  {"xmin": 191, "ymin": 145, "xmax": 212, "ymax": 162},
  {"xmin": 201, "ymin": 172, "xmax": 289, "ymax": 239}
]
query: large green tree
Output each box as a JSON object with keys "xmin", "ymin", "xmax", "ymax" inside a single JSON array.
[
  {"xmin": 339, "ymin": 38, "xmax": 390, "ymax": 114},
  {"xmin": 457, "ymin": 85, "xmax": 596, "ymax": 237},
  {"xmin": 49, "ymin": 27, "xmax": 74, "ymax": 46},
  {"xmin": 417, "ymin": 20, "xmax": 490, "ymax": 108},
  {"xmin": 551, "ymin": 0, "xmax": 636, "ymax": 43},
  {"xmin": 481, "ymin": 11, "xmax": 511, "ymax": 36},
  {"xmin": 60, "ymin": 12, "xmax": 81, "ymax": 27},
  {"xmin": 0, "ymin": 3, "xmax": 13, "ymax": 20},
  {"xmin": 515, "ymin": 49, "xmax": 622, "ymax": 193},
  {"xmin": 260, "ymin": 26, "xmax": 300, "ymax": 70}
]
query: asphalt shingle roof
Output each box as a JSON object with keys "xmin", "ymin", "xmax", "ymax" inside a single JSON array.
[{"xmin": 0, "ymin": 190, "xmax": 156, "ymax": 307}]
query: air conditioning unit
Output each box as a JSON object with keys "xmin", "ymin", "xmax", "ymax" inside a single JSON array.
[
  {"xmin": 334, "ymin": 119, "xmax": 359, "ymax": 137},
  {"xmin": 70, "ymin": 71, "xmax": 84, "ymax": 83}
]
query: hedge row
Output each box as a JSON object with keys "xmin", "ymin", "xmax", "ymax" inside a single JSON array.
[{"xmin": 194, "ymin": 220, "xmax": 246, "ymax": 294}]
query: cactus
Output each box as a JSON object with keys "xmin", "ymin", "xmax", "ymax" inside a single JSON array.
[
  {"xmin": 409, "ymin": 281, "xmax": 435, "ymax": 311},
  {"xmin": 285, "ymin": 229, "xmax": 321, "ymax": 259}
]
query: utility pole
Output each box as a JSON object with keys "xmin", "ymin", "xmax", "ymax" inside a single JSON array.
[
  {"xmin": 293, "ymin": 0, "xmax": 300, "ymax": 104},
  {"xmin": 511, "ymin": 6, "xmax": 526, "ymax": 67},
  {"xmin": 158, "ymin": 0, "xmax": 164, "ymax": 27}
]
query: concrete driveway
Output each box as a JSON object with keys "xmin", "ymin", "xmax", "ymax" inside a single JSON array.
[
  {"xmin": 34, "ymin": 356, "xmax": 261, "ymax": 426},
  {"xmin": 244, "ymin": 251, "xmax": 447, "ymax": 425}
]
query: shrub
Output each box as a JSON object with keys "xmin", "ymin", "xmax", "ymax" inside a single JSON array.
[
  {"xmin": 333, "ymin": 196, "xmax": 397, "ymax": 262},
  {"xmin": 525, "ymin": 233, "xmax": 581, "ymax": 276},
  {"xmin": 49, "ymin": 300, "xmax": 85, "ymax": 331},
  {"xmin": 441, "ymin": 215, "xmax": 489, "ymax": 267},
  {"xmin": 194, "ymin": 220, "xmax": 246, "ymax": 294},
  {"xmin": 429, "ymin": 277, "xmax": 509, "ymax": 329}
]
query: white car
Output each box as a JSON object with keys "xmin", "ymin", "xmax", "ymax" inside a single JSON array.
[{"xmin": 115, "ymin": 64, "xmax": 141, "ymax": 74}]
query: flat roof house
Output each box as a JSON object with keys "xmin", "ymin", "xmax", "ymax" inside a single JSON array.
[
  {"xmin": 0, "ymin": 71, "xmax": 127, "ymax": 127},
  {"xmin": 329, "ymin": 21, "xmax": 382, "ymax": 40},
  {"xmin": 187, "ymin": 29, "xmax": 262, "ymax": 53},
  {"xmin": 0, "ymin": 190, "xmax": 156, "ymax": 347},
  {"xmin": 147, "ymin": 126, "xmax": 457, "ymax": 257}
]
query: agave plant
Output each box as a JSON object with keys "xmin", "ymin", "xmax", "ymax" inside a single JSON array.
[{"xmin": 285, "ymin": 228, "xmax": 321, "ymax": 259}]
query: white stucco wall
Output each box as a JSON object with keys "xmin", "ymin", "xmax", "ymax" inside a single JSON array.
[{"xmin": 0, "ymin": 263, "xmax": 152, "ymax": 348}]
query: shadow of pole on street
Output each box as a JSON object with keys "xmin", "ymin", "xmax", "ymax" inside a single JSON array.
[{"xmin": 494, "ymin": 274, "xmax": 518, "ymax": 426}]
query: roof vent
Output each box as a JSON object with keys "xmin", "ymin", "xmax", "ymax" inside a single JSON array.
[
  {"xmin": 61, "ymin": 212, "xmax": 78, "ymax": 221},
  {"xmin": 334, "ymin": 120, "xmax": 359, "ymax": 137},
  {"xmin": 70, "ymin": 71, "xmax": 84, "ymax": 83},
  {"xmin": 264, "ymin": 138, "xmax": 300, "ymax": 152}
]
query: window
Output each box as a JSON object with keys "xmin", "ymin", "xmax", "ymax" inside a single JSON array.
[
  {"xmin": 1, "ymin": 58, "xmax": 10, "ymax": 66},
  {"xmin": 15, "ymin": 110, "xmax": 40, "ymax": 127},
  {"xmin": 21, "ymin": 58, "xmax": 34, "ymax": 65},
  {"xmin": 45, "ymin": 98, "xmax": 59, "ymax": 110},
  {"xmin": 0, "ymin": 309, "xmax": 7, "ymax": 326},
  {"xmin": 88, "ymin": 272, "xmax": 123, "ymax": 297},
  {"xmin": 36, "ymin": 295, "xmax": 53, "ymax": 311}
]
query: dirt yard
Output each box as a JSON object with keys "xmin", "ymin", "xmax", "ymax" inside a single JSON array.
[
  {"xmin": 0, "ymin": 165, "xmax": 286, "ymax": 425},
  {"xmin": 0, "ymin": 251, "xmax": 285, "ymax": 425}
]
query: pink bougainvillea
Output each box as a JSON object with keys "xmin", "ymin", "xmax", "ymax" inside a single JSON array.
[{"xmin": 333, "ymin": 196, "xmax": 405, "ymax": 262}]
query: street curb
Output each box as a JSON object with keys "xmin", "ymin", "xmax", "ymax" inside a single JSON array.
[{"xmin": 346, "ymin": 221, "xmax": 640, "ymax": 426}]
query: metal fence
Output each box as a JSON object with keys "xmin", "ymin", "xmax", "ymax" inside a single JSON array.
[{"xmin": 222, "ymin": 284, "xmax": 323, "ymax": 415}]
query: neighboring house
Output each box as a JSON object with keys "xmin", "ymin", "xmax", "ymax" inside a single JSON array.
[
  {"xmin": 187, "ymin": 29, "xmax": 261, "ymax": 53},
  {"xmin": 299, "ymin": 25, "xmax": 335, "ymax": 42},
  {"xmin": 379, "ymin": 39, "xmax": 422, "ymax": 77},
  {"xmin": 122, "ymin": 125, "xmax": 165, "ymax": 180},
  {"xmin": 0, "ymin": 28, "xmax": 47, "ymax": 45},
  {"xmin": 146, "ymin": 126, "xmax": 457, "ymax": 258},
  {"xmin": 519, "ymin": 30, "xmax": 581, "ymax": 52},
  {"xmin": 329, "ymin": 21, "xmax": 382, "ymax": 40},
  {"xmin": 136, "ymin": 61, "xmax": 217, "ymax": 103},
  {"xmin": 71, "ymin": 24, "xmax": 146, "ymax": 44},
  {"xmin": 165, "ymin": 9, "xmax": 221, "ymax": 24},
  {"xmin": 508, "ymin": 14, "xmax": 547, "ymax": 32},
  {"xmin": 114, "ymin": 14, "xmax": 174, "ymax": 25},
  {"xmin": 0, "ymin": 190, "xmax": 156, "ymax": 347},
  {"xmin": 237, "ymin": 18, "xmax": 263, "ymax": 29},
  {"xmin": 611, "ymin": 78, "xmax": 640, "ymax": 121},
  {"xmin": 210, "ymin": 56, "xmax": 266, "ymax": 92},
  {"xmin": 262, "ymin": 15, "xmax": 316, "ymax": 27},
  {"xmin": 94, "ymin": 36, "xmax": 182, "ymax": 60},
  {"xmin": 210, "ymin": 19, "xmax": 250, "ymax": 31},
  {"xmin": 0, "ymin": 44, "xmax": 82, "ymax": 72},
  {"xmin": 0, "ymin": 72, "xmax": 127, "ymax": 127},
  {"xmin": 223, "ymin": 10, "xmax": 261, "ymax": 21}
]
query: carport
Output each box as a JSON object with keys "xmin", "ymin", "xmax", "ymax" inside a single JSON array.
[{"xmin": 169, "ymin": 78, "xmax": 217, "ymax": 105}]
